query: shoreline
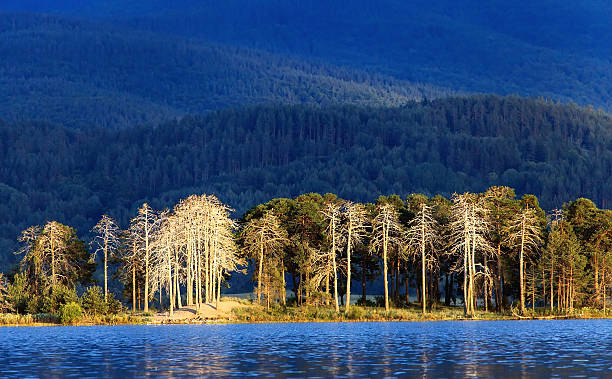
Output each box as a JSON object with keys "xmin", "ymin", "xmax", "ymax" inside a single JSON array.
[{"xmin": 2, "ymin": 304, "xmax": 609, "ymax": 327}]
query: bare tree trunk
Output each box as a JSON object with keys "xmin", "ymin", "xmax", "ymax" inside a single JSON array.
[
  {"xmin": 325, "ymin": 273, "xmax": 329, "ymax": 306},
  {"xmin": 132, "ymin": 263, "xmax": 136, "ymax": 311},
  {"xmin": 345, "ymin": 225, "xmax": 352, "ymax": 312},
  {"xmin": 205, "ymin": 229, "xmax": 210, "ymax": 304},
  {"xmin": 470, "ymin": 231, "xmax": 476, "ymax": 314},
  {"xmin": 168, "ymin": 248, "xmax": 173, "ymax": 316},
  {"xmin": 383, "ymin": 225, "xmax": 389, "ymax": 311},
  {"xmin": 258, "ymin": 233, "xmax": 264, "ymax": 305},
  {"xmin": 570, "ymin": 265, "xmax": 574, "ymax": 312},
  {"xmin": 484, "ymin": 258, "xmax": 488, "ymax": 312},
  {"xmin": 104, "ymin": 238, "xmax": 108, "ymax": 302},
  {"xmin": 175, "ymin": 249, "xmax": 182, "ymax": 308},
  {"xmin": 281, "ymin": 257, "xmax": 286, "ymax": 306},
  {"xmin": 550, "ymin": 264, "xmax": 554, "ymax": 313},
  {"xmin": 332, "ymin": 222, "xmax": 339, "ymax": 313},
  {"xmin": 196, "ymin": 241, "xmax": 201, "ymax": 310},
  {"xmin": 187, "ymin": 248, "xmax": 193, "ymax": 305},
  {"xmin": 595, "ymin": 254, "xmax": 599, "ymax": 306},
  {"xmin": 603, "ymin": 270, "xmax": 606, "ymax": 315},
  {"xmin": 519, "ymin": 221, "xmax": 525, "ymax": 314},
  {"xmin": 266, "ymin": 270, "xmax": 270, "ymax": 310},
  {"xmin": 495, "ymin": 243, "xmax": 503, "ymax": 312},
  {"xmin": 542, "ymin": 267, "xmax": 546, "ymax": 309},
  {"xmin": 421, "ymin": 246, "xmax": 426, "ymax": 313},
  {"xmin": 216, "ymin": 270, "xmax": 221, "ymax": 310},
  {"xmin": 51, "ymin": 237, "xmax": 56, "ymax": 287},
  {"xmin": 144, "ymin": 218, "xmax": 149, "ymax": 313},
  {"xmin": 421, "ymin": 212, "xmax": 426, "ymax": 314},
  {"xmin": 463, "ymin": 246, "xmax": 468, "ymax": 315}
]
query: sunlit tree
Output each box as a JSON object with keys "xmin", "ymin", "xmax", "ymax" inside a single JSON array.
[
  {"xmin": 372, "ymin": 202, "xmax": 403, "ymax": 311},
  {"xmin": 130, "ymin": 203, "xmax": 159, "ymax": 312},
  {"xmin": 17, "ymin": 221, "xmax": 91, "ymax": 294},
  {"xmin": 241, "ymin": 210, "xmax": 288, "ymax": 306},
  {"xmin": 407, "ymin": 201, "xmax": 438, "ymax": 314},
  {"xmin": 91, "ymin": 214, "xmax": 120, "ymax": 302},
  {"xmin": 321, "ymin": 200, "xmax": 343, "ymax": 312},
  {"xmin": 506, "ymin": 206, "xmax": 543, "ymax": 314},
  {"xmin": 342, "ymin": 201, "xmax": 367, "ymax": 311}
]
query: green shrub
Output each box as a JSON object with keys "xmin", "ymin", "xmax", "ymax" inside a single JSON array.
[
  {"xmin": 107, "ymin": 295, "xmax": 123, "ymax": 315},
  {"xmin": 59, "ymin": 302, "xmax": 83, "ymax": 324},
  {"xmin": 41, "ymin": 285, "xmax": 78, "ymax": 314},
  {"xmin": 26, "ymin": 296, "xmax": 42, "ymax": 314},
  {"xmin": 345, "ymin": 306, "xmax": 365, "ymax": 320},
  {"xmin": 80, "ymin": 286, "xmax": 108, "ymax": 315},
  {"xmin": 6, "ymin": 273, "xmax": 29, "ymax": 314}
]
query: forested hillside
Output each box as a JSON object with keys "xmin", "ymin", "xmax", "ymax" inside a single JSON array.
[
  {"xmin": 3, "ymin": 0, "xmax": 612, "ymax": 111},
  {"xmin": 0, "ymin": 14, "xmax": 439, "ymax": 129},
  {"xmin": 1, "ymin": 95, "xmax": 610, "ymax": 270}
]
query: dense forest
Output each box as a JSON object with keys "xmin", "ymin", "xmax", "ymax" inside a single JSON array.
[
  {"xmin": 0, "ymin": 95, "xmax": 610, "ymax": 273},
  {"xmin": 1, "ymin": 189, "xmax": 610, "ymax": 321},
  {"xmin": 2, "ymin": 1, "xmax": 612, "ymax": 112},
  {"xmin": 0, "ymin": 13, "xmax": 443, "ymax": 129}
]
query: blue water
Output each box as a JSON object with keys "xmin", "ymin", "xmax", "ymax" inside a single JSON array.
[{"xmin": 0, "ymin": 320, "xmax": 610, "ymax": 377}]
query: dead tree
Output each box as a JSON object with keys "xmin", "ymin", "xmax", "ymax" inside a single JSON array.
[
  {"xmin": 321, "ymin": 201, "xmax": 344, "ymax": 312},
  {"xmin": 372, "ymin": 203, "xmax": 403, "ymax": 311},
  {"xmin": 342, "ymin": 201, "xmax": 367, "ymax": 312},
  {"xmin": 506, "ymin": 207, "xmax": 543, "ymax": 314},
  {"xmin": 450, "ymin": 193, "xmax": 492, "ymax": 316},
  {"xmin": 407, "ymin": 203, "xmax": 438, "ymax": 314},
  {"xmin": 130, "ymin": 203, "xmax": 159, "ymax": 312},
  {"xmin": 91, "ymin": 214, "xmax": 120, "ymax": 302}
]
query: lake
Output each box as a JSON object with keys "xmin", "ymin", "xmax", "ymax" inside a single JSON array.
[{"xmin": 1, "ymin": 320, "xmax": 610, "ymax": 377}]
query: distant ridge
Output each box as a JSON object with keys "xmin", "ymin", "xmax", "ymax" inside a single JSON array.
[
  {"xmin": 0, "ymin": 13, "xmax": 446, "ymax": 129},
  {"xmin": 2, "ymin": 1, "xmax": 611, "ymax": 112}
]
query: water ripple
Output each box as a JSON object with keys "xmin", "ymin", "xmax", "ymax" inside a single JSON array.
[{"xmin": 0, "ymin": 320, "xmax": 610, "ymax": 377}]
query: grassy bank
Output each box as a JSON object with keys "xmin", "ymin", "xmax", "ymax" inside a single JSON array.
[
  {"xmin": 230, "ymin": 302, "xmax": 611, "ymax": 323},
  {"xmin": 2, "ymin": 301, "xmax": 610, "ymax": 326},
  {"xmin": 0, "ymin": 312, "xmax": 151, "ymax": 326}
]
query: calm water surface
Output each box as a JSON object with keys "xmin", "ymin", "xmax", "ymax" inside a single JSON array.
[{"xmin": 0, "ymin": 320, "xmax": 610, "ymax": 378}]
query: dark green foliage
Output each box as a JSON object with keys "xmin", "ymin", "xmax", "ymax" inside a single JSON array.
[
  {"xmin": 59, "ymin": 302, "xmax": 83, "ymax": 324},
  {"xmin": 80, "ymin": 286, "xmax": 107, "ymax": 315},
  {"xmin": 3, "ymin": 1, "xmax": 612, "ymax": 112},
  {"xmin": 5, "ymin": 273, "xmax": 29, "ymax": 314},
  {"xmin": 0, "ymin": 13, "xmax": 440, "ymax": 129},
  {"xmin": 79, "ymin": 286, "xmax": 122, "ymax": 315},
  {"xmin": 85, "ymin": 287, "xmax": 122, "ymax": 315},
  {"xmin": 0, "ymin": 96, "xmax": 610, "ymax": 271},
  {"xmin": 40, "ymin": 285, "xmax": 79, "ymax": 314}
]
